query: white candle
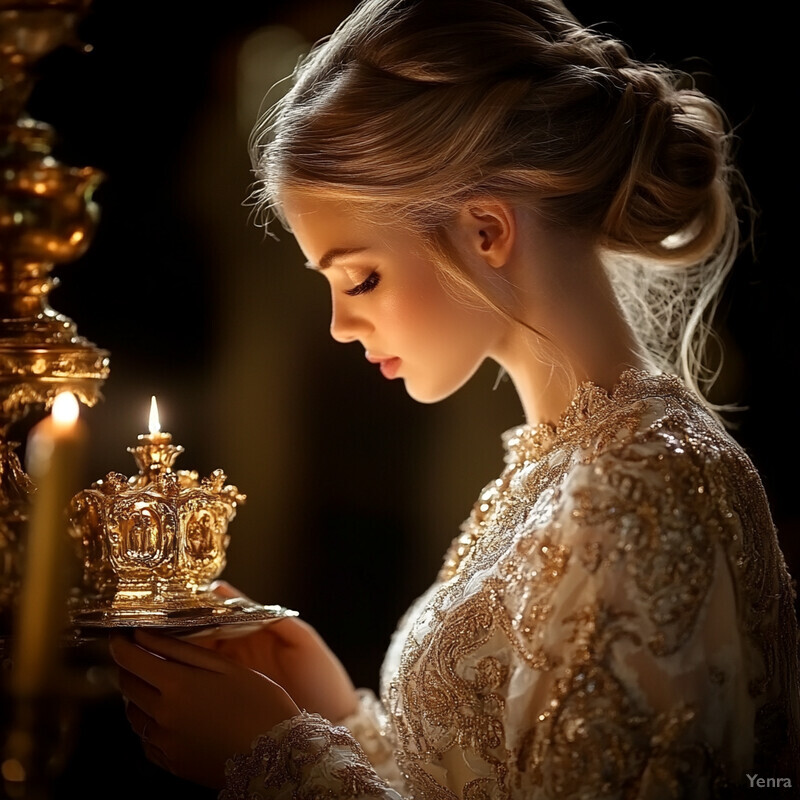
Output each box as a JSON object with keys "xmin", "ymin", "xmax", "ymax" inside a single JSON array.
[{"xmin": 12, "ymin": 391, "xmax": 87, "ymax": 697}]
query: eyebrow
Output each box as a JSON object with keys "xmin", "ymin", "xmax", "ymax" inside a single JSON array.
[{"xmin": 305, "ymin": 247, "xmax": 369, "ymax": 271}]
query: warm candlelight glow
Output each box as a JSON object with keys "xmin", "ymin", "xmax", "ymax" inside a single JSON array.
[
  {"xmin": 52, "ymin": 390, "xmax": 79, "ymax": 428},
  {"xmin": 149, "ymin": 395, "xmax": 161, "ymax": 435},
  {"xmin": 26, "ymin": 392, "xmax": 80, "ymax": 478},
  {"xmin": 13, "ymin": 390, "xmax": 86, "ymax": 698}
]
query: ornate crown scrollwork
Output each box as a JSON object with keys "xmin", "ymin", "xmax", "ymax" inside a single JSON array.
[{"xmin": 67, "ymin": 428, "xmax": 247, "ymax": 624}]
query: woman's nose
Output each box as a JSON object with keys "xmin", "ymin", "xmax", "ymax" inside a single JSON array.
[{"xmin": 329, "ymin": 296, "xmax": 369, "ymax": 343}]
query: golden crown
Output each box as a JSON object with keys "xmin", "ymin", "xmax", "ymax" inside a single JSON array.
[{"xmin": 67, "ymin": 399, "xmax": 248, "ymax": 628}]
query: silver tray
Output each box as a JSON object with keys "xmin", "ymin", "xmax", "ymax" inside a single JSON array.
[{"xmin": 70, "ymin": 591, "xmax": 298, "ymax": 638}]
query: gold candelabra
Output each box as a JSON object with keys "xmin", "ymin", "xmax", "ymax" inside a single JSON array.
[
  {"xmin": 1, "ymin": 3, "xmax": 109, "ymax": 794},
  {"xmin": 0, "ymin": 0, "xmax": 110, "ymax": 635}
]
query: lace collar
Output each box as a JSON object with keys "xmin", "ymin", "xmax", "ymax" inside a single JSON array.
[{"xmin": 501, "ymin": 369, "xmax": 689, "ymax": 465}]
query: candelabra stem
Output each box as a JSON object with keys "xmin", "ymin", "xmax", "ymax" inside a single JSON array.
[
  {"xmin": 1, "ymin": 0, "xmax": 109, "ymax": 628},
  {"xmin": 1, "ymin": 0, "xmax": 109, "ymax": 794}
]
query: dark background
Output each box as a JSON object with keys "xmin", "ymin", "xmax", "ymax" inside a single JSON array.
[{"xmin": 8, "ymin": 1, "xmax": 795, "ymax": 797}]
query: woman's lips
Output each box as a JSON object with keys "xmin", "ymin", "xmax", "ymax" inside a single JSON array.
[
  {"xmin": 379, "ymin": 357, "xmax": 401, "ymax": 379},
  {"xmin": 366, "ymin": 353, "xmax": 401, "ymax": 379}
]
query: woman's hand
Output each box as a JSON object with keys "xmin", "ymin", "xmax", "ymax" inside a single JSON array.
[
  {"xmin": 193, "ymin": 581, "xmax": 360, "ymax": 724},
  {"xmin": 110, "ymin": 629, "xmax": 300, "ymax": 789}
]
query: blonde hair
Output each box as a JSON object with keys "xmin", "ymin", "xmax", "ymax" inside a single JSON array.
[{"xmin": 249, "ymin": 0, "xmax": 746, "ymax": 420}]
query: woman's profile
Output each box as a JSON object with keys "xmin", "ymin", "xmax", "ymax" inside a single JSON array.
[{"xmin": 110, "ymin": 1, "xmax": 800, "ymax": 797}]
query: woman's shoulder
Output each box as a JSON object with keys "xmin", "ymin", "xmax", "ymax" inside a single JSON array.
[
  {"xmin": 573, "ymin": 370, "xmax": 765, "ymax": 518},
  {"xmin": 503, "ymin": 369, "xmax": 774, "ymax": 569},
  {"xmin": 447, "ymin": 369, "xmax": 777, "ymax": 603},
  {"xmin": 511, "ymin": 369, "xmax": 765, "ymax": 504},
  {"xmin": 493, "ymin": 371, "xmax": 791, "ymax": 659}
]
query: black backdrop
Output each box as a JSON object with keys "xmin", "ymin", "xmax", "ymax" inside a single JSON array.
[{"xmin": 11, "ymin": 2, "xmax": 796, "ymax": 797}]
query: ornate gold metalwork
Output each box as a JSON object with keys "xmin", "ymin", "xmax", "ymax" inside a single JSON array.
[
  {"xmin": 0, "ymin": 441, "xmax": 34, "ymax": 614},
  {"xmin": 1, "ymin": 5, "xmax": 111, "ymax": 793},
  {"xmin": 0, "ymin": 0, "xmax": 110, "ymax": 630},
  {"xmin": 68, "ymin": 427, "xmax": 295, "ymax": 631}
]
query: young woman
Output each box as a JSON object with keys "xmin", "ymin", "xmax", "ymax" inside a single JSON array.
[{"xmin": 110, "ymin": 1, "xmax": 800, "ymax": 797}]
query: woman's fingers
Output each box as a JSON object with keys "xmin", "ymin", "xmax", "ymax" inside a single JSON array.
[
  {"xmin": 110, "ymin": 631, "xmax": 232, "ymax": 724},
  {"xmin": 110, "ymin": 629, "xmax": 304, "ymax": 789},
  {"xmin": 208, "ymin": 579, "xmax": 243, "ymax": 600},
  {"xmin": 124, "ymin": 698, "xmax": 151, "ymax": 738},
  {"xmin": 131, "ymin": 629, "xmax": 231, "ymax": 672},
  {"xmin": 127, "ymin": 702, "xmax": 172, "ymax": 772},
  {"xmin": 111, "ymin": 635, "xmax": 183, "ymax": 711},
  {"xmin": 117, "ymin": 666, "xmax": 161, "ymax": 719},
  {"xmin": 123, "ymin": 696, "xmax": 173, "ymax": 771},
  {"xmin": 110, "ymin": 634, "xmax": 168, "ymax": 689}
]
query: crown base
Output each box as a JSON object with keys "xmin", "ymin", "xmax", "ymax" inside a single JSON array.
[{"xmin": 69, "ymin": 587, "xmax": 298, "ymax": 634}]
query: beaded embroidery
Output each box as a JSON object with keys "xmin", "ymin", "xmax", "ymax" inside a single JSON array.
[{"xmin": 224, "ymin": 370, "xmax": 800, "ymax": 799}]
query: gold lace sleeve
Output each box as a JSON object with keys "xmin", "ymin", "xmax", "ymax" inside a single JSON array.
[
  {"xmin": 220, "ymin": 712, "xmax": 405, "ymax": 800},
  {"xmin": 390, "ymin": 431, "xmax": 798, "ymax": 798},
  {"xmin": 221, "ymin": 375, "xmax": 800, "ymax": 799},
  {"xmin": 495, "ymin": 444, "xmax": 796, "ymax": 796},
  {"xmin": 337, "ymin": 688, "xmax": 407, "ymax": 789}
]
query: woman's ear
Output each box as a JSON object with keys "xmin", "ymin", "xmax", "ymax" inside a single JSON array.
[{"xmin": 456, "ymin": 200, "xmax": 516, "ymax": 268}]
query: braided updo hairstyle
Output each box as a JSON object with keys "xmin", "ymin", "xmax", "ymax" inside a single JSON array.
[{"xmin": 250, "ymin": 0, "xmax": 743, "ymax": 418}]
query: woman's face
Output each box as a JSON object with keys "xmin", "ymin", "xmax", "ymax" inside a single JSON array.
[{"xmin": 282, "ymin": 192, "xmax": 509, "ymax": 403}]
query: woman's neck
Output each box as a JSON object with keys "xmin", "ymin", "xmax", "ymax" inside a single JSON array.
[{"xmin": 491, "ymin": 219, "xmax": 646, "ymax": 426}]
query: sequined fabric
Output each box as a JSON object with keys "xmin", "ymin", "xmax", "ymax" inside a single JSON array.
[{"xmin": 222, "ymin": 370, "xmax": 800, "ymax": 799}]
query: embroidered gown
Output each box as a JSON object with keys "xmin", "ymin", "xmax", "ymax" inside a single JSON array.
[{"xmin": 221, "ymin": 371, "xmax": 800, "ymax": 799}]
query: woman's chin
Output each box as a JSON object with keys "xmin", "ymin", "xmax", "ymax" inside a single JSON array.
[{"xmin": 402, "ymin": 377, "xmax": 466, "ymax": 405}]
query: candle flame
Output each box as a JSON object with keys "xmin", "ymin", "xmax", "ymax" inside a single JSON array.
[
  {"xmin": 149, "ymin": 396, "xmax": 161, "ymax": 435},
  {"xmin": 51, "ymin": 392, "xmax": 79, "ymax": 428}
]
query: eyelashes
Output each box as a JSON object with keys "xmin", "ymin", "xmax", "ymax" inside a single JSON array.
[{"xmin": 344, "ymin": 271, "xmax": 381, "ymax": 296}]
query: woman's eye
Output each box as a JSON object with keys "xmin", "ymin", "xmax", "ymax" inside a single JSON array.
[{"xmin": 345, "ymin": 271, "xmax": 381, "ymax": 296}]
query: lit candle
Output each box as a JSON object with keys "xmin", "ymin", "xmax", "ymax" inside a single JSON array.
[
  {"xmin": 11, "ymin": 391, "xmax": 87, "ymax": 697},
  {"xmin": 128, "ymin": 395, "xmax": 183, "ymax": 478},
  {"xmin": 147, "ymin": 395, "xmax": 169, "ymax": 443}
]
